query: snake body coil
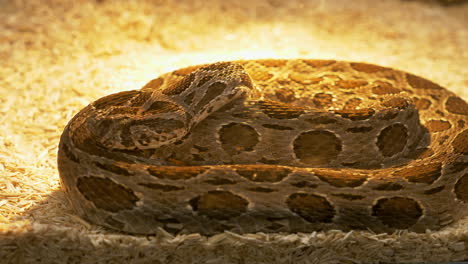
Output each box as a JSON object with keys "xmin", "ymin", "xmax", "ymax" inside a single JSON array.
[{"xmin": 58, "ymin": 59, "xmax": 468, "ymax": 235}]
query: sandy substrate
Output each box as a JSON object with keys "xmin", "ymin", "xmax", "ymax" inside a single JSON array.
[{"xmin": 0, "ymin": 0, "xmax": 467, "ymax": 263}]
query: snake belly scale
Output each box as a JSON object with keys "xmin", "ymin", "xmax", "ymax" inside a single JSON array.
[{"xmin": 57, "ymin": 59, "xmax": 468, "ymax": 235}]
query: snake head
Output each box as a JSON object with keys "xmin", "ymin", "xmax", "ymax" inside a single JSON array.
[{"xmin": 177, "ymin": 62, "xmax": 255, "ymax": 125}]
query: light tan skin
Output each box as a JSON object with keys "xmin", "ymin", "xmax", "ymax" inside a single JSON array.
[{"xmin": 58, "ymin": 59, "xmax": 468, "ymax": 235}]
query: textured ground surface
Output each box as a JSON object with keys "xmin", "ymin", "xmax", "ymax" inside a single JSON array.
[{"xmin": 0, "ymin": 0, "xmax": 467, "ymax": 263}]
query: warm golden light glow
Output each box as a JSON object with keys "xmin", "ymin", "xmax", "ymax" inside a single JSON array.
[{"xmin": 1, "ymin": 0, "xmax": 467, "ymax": 262}]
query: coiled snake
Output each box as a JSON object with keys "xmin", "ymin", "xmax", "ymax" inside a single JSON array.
[{"xmin": 58, "ymin": 59, "xmax": 468, "ymax": 235}]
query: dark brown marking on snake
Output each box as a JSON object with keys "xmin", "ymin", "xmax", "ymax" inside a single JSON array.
[
  {"xmin": 406, "ymin": 73, "xmax": 443, "ymax": 90},
  {"xmin": 372, "ymin": 197, "xmax": 422, "ymax": 229},
  {"xmin": 446, "ymin": 96, "xmax": 468, "ymax": 116},
  {"xmin": 262, "ymin": 124, "xmax": 294, "ymax": 130},
  {"xmin": 275, "ymin": 88, "xmax": 296, "ymax": 103},
  {"xmin": 219, "ymin": 123, "xmax": 259, "ymax": 155},
  {"xmin": 77, "ymin": 176, "xmax": 139, "ymax": 212},
  {"xmin": 371, "ymin": 81, "xmax": 401, "ymax": 95},
  {"xmin": 331, "ymin": 193, "xmax": 365, "ymax": 200},
  {"xmin": 336, "ymin": 80, "xmax": 368, "ymax": 89},
  {"xmin": 350, "ymin": 62, "xmax": 389, "ymax": 73},
  {"xmin": 425, "ymin": 120, "xmax": 452, "ymax": 132},
  {"xmin": 382, "ymin": 97, "xmax": 410, "ymax": 109},
  {"xmin": 376, "ymin": 124, "xmax": 408, "ymax": 157},
  {"xmin": 412, "ymin": 97, "xmax": 431, "ymax": 110},
  {"xmin": 290, "ymin": 181, "xmax": 318, "ymax": 188},
  {"xmin": 294, "ymin": 131, "xmax": 342, "ymax": 166},
  {"xmin": 457, "ymin": 119, "xmax": 465, "ymax": 128},
  {"xmin": 343, "ymin": 98, "xmax": 362, "ymax": 110},
  {"xmin": 286, "ymin": 193, "xmax": 335, "ymax": 223},
  {"xmin": 312, "ymin": 93, "xmax": 333, "ymax": 108},
  {"xmin": 372, "ymin": 182, "xmax": 404, "ymax": 191},
  {"xmin": 189, "ymin": 191, "xmax": 248, "ymax": 219},
  {"xmin": 454, "ymin": 174, "xmax": 468, "ymax": 202}
]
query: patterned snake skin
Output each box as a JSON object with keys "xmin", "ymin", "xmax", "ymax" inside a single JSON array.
[{"xmin": 57, "ymin": 59, "xmax": 468, "ymax": 235}]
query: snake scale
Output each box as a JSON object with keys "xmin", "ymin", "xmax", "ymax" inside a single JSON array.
[{"xmin": 57, "ymin": 59, "xmax": 468, "ymax": 235}]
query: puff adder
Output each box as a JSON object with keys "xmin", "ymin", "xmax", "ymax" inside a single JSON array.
[{"xmin": 58, "ymin": 59, "xmax": 468, "ymax": 235}]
